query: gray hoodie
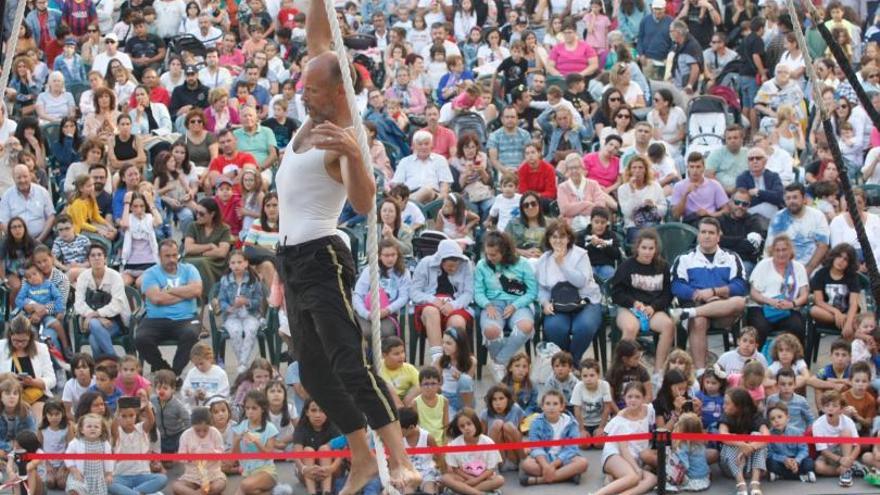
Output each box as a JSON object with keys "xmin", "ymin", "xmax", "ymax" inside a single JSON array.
[{"xmin": 411, "ymin": 240, "xmax": 474, "ymax": 311}]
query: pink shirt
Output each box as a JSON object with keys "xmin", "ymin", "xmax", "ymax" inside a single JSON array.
[
  {"xmin": 429, "ymin": 125, "xmax": 457, "ymax": 159},
  {"xmin": 582, "ymin": 152, "xmax": 620, "ymax": 188},
  {"xmin": 116, "ymin": 374, "xmax": 151, "ymax": 397},
  {"xmin": 584, "ymin": 13, "xmax": 612, "ymax": 52},
  {"xmin": 727, "ymin": 373, "xmax": 766, "ymax": 403},
  {"xmin": 549, "ymin": 41, "xmax": 597, "ymax": 76}
]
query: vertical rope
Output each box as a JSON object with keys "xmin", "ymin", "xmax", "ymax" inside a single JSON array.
[
  {"xmin": 786, "ymin": 0, "xmax": 880, "ymax": 307},
  {"xmin": 319, "ymin": 2, "xmax": 397, "ymax": 493},
  {"xmin": 0, "ymin": 0, "xmax": 29, "ymax": 90}
]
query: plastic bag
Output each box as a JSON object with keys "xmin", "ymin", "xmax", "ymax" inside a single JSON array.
[{"xmin": 531, "ymin": 341, "xmax": 562, "ymax": 385}]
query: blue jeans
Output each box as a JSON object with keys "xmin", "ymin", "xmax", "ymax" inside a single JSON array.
[
  {"xmin": 442, "ymin": 372, "xmax": 474, "ymax": 416},
  {"xmin": 176, "ymin": 207, "xmax": 195, "ymax": 235},
  {"xmin": 88, "ymin": 318, "xmax": 121, "ymax": 357},
  {"xmin": 593, "ymin": 265, "xmax": 615, "ymax": 282},
  {"xmin": 766, "ymin": 457, "xmax": 814, "ymax": 480},
  {"xmin": 109, "ymin": 473, "xmax": 168, "ymax": 495},
  {"xmin": 480, "ymin": 301, "xmax": 534, "ymax": 366},
  {"xmin": 38, "ymin": 315, "xmax": 62, "ymax": 350},
  {"xmin": 542, "ymin": 303, "xmax": 604, "ymax": 364}
]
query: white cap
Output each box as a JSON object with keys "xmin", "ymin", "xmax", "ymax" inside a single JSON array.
[
  {"xmin": 103, "ymin": 32, "xmax": 118, "ymax": 42},
  {"xmin": 651, "ymin": 0, "xmax": 666, "ymax": 9}
]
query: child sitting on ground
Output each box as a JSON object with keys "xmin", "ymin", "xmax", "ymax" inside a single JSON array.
[
  {"xmin": 413, "ymin": 367, "xmax": 449, "ymax": 446},
  {"xmin": 570, "ymin": 357, "xmax": 612, "ymax": 449},
  {"xmin": 399, "ymin": 406, "xmax": 442, "ymax": 494},
  {"xmin": 116, "ymin": 355, "xmax": 152, "ymax": 398},
  {"xmin": 716, "ymin": 327, "xmax": 767, "ymax": 375},
  {"xmin": 767, "ymin": 402, "xmax": 816, "ymax": 482},
  {"xmin": 814, "ymin": 339, "xmax": 853, "ymax": 401},
  {"xmin": 519, "ymin": 390, "xmax": 589, "ymax": 486},
  {"xmin": 543, "ymin": 351, "xmax": 579, "ymax": 406},
  {"xmin": 181, "ymin": 342, "xmax": 231, "ymax": 409},
  {"xmin": 842, "ymin": 361, "xmax": 876, "ymax": 436},
  {"xmin": 813, "ymin": 390, "xmax": 864, "ymax": 486},
  {"xmin": 766, "ymin": 368, "xmax": 813, "ymax": 432},
  {"xmin": 379, "ymin": 336, "xmax": 421, "ymax": 408},
  {"xmin": 89, "ymin": 362, "xmax": 123, "ymax": 413}
]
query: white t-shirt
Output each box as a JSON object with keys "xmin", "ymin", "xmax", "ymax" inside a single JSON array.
[
  {"xmin": 748, "ymin": 257, "xmax": 809, "ymax": 302},
  {"xmin": 602, "ymin": 404, "xmax": 654, "ymax": 464},
  {"xmin": 570, "ymin": 380, "xmax": 612, "ymax": 427},
  {"xmin": 182, "ymin": 365, "xmax": 230, "ymax": 407},
  {"xmin": 646, "ymin": 107, "xmax": 687, "ymax": 154},
  {"xmin": 716, "ymin": 350, "xmax": 768, "ymax": 375},
  {"xmin": 812, "ymin": 413, "xmax": 857, "ymax": 451},
  {"xmin": 546, "ymin": 413, "xmax": 573, "ymax": 456},
  {"xmin": 860, "ymin": 147, "xmax": 880, "ymax": 185},
  {"xmin": 767, "ymin": 206, "xmax": 831, "ymax": 267},
  {"xmin": 767, "ymin": 359, "xmax": 809, "ymax": 377},
  {"xmin": 829, "ymin": 213, "xmax": 880, "ymax": 266},
  {"xmin": 91, "ymin": 51, "xmax": 133, "ymax": 77},
  {"xmin": 445, "ymin": 434, "xmax": 503, "ymax": 471},
  {"xmin": 401, "ymin": 201, "xmax": 426, "ymax": 229},
  {"xmin": 489, "ymin": 193, "xmax": 521, "ymax": 231},
  {"xmin": 62, "ymin": 377, "xmax": 95, "ymax": 411}
]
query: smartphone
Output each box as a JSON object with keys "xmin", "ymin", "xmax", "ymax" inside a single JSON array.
[{"xmin": 683, "ymin": 400, "xmax": 694, "ymax": 413}]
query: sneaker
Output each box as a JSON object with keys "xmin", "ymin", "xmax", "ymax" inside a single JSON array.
[
  {"xmin": 798, "ymin": 474, "xmax": 807, "ymax": 482},
  {"xmin": 492, "ymin": 363, "xmax": 506, "ymax": 383},
  {"xmin": 807, "ymin": 471, "xmax": 816, "ymax": 483},
  {"xmin": 769, "ymin": 472, "xmax": 778, "ymax": 482},
  {"xmin": 668, "ymin": 307, "xmax": 684, "ymax": 324},
  {"xmin": 519, "ymin": 471, "xmax": 531, "ymax": 487},
  {"xmin": 852, "ymin": 461, "xmax": 869, "ymax": 477},
  {"xmin": 500, "ymin": 460, "xmax": 517, "ymax": 472},
  {"xmin": 665, "ymin": 483, "xmax": 680, "ymax": 493},
  {"xmin": 271, "ymin": 484, "xmax": 294, "ymax": 495},
  {"xmin": 570, "ymin": 473, "xmax": 581, "ymax": 485},
  {"xmin": 839, "ymin": 469, "xmax": 853, "ymax": 487}
]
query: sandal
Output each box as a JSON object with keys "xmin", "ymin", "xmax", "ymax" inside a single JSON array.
[
  {"xmin": 749, "ymin": 480, "xmax": 763, "ymax": 495},
  {"xmin": 735, "ymin": 481, "xmax": 748, "ymax": 495}
]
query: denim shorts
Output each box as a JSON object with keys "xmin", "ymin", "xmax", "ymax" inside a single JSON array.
[
  {"xmin": 739, "ymin": 75, "xmax": 759, "ymax": 109},
  {"xmin": 479, "ymin": 302, "xmax": 534, "ymax": 332}
]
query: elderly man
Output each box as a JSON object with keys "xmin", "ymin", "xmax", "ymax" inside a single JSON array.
[
  {"xmin": 719, "ymin": 188, "xmax": 766, "ymax": 275},
  {"xmin": 755, "ymin": 64, "xmax": 805, "ymax": 130},
  {"xmin": 706, "ymin": 124, "xmax": 748, "ymax": 194},
  {"xmin": 487, "ymin": 106, "xmax": 532, "ymax": 172},
  {"xmin": 734, "ymin": 146, "xmax": 784, "ymax": 221},
  {"xmin": 767, "ymin": 183, "xmax": 830, "ymax": 274},
  {"xmin": 391, "ymin": 130, "xmax": 453, "ymax": 204},
  {"xmin": 753, "ymin": 131, "xmax": 795, "ymax": 185},
  {"xmin": 671, "ymin": 216, "xmax": 748, "ymax": 370},
  {"xmin": 0, "ymin": 164, "xmax": 55, "ymax": 242},
  {"xmin": 190, "ymin": 13, "xmax": 223, "ymax": 48},
  {"xmin": 135, "ymin": 239, "xmax": 202, "ymax": 376},
  {"xmin": 233, "ymin": 106, "xmax": 278, "ymax": 183},
  {"xmin": 669, "ymin": 20, "xmax": 704, "ymax": 94},
  {"xmin": 671, "ymin": 152, "xmax": 729, "ymax": 225},
  {"xmin": 637, "ymin": 0, "xmax": 673, "ymax": 80}
]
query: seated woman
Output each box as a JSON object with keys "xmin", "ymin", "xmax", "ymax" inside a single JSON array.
[
  {"xmin": 537, "ymin": 105, "xmax": 592, "ymax": 165},
  {"xmin": 35, "ymin": 71, "xmax": 76, "ymax": 125},
  {"xmin": 618, "ymin": 155, "xmax": 667, "ymax": 243},
  {"xmin": 474, "ymin": 231, "xmax": 538, "ymax": 379},
  {"xmin": 119, "ymin": 192, "xmax": 162, "ymax": 287},
  {"xmin": 82, "ymin": 87, "xmax": 119, "ymax": 143},
  {"xmin": 129, "ymin": 85, "xmax": 174, "ymax": 138},
  {"xmin": 647, "ymin": 89, "xmax": 686, "ymax": 156},
  {"xmin": 68, "ymin": 174, "xmax": 117, "ymax": 248},
  {"xmin": 183, "ymin": 197, "xmax": 233, "ymax": 303},
  {"xmin": 607, "ymin": 61, "xmax": 646, "ymax": 109},
  {"xmin": 810, "ymin": 243, "xmax": 860, "ymax": 340},
  {"xmin": 73, "ymin": 243, "xmax": 131, "ymax": 358},
  {"xmin": 243, "ymin": 192, "xmax": 280, "ymax": 283},
  {"xmin": 205, "ymin": 88, "xmax": 241, "ymax": 134},
  {"xmin": 109, "ymin": 114, "xmax": 148, "ymax": 174},
  {"xmin": 352, "ymin": 239, "xmax": 411, "ymax": 339},
  {"xmin": 411, "ymin": 239, "xmax": 475, "ymax": 365},
  {"xmin": 534, "ymin": 220, "xmax": 603, "ymax": 365},
  {"xmin": 829, "ymin": 187, "xmax": 880, "ymax": 269},
  {"xmin": 505, "ymin": 191, "xmax": 550, "ymax": 261},
  {"xmin": 0, "ymin": 313, "xmax": 57, "ymax": 421},
  {"xmin": 378, "ymin": 198, "xmax": 414, "ymax": 258},
  {"xmin": 598, "ymin": 105, "xmax": 637, "ymax": 148},
  {"xmin": 610, "ymin": 229, "xmax": 675, "ymax": 367},
  {"xmin": 64, "ymin": 138, "xmax": 111, "ymax": 198},
  {"xmin": 557, "ymin": 153, "xmax": 617, "ymax": 232},
  {"xmin": 0, "ymin": 217, "xmax": 40, "ymax": 307},
  {"xmin": 519, "ymin": 390, "xmax": 589, "ymax": 486},
  {"xmin": 49, "ymin": 117, "xmax": 82, "ymax": 177},
  {"xmin": 747, "ymin": 234, "xmax": 809, "ymax": 348}
]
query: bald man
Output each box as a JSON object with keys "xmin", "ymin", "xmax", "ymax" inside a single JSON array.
[
  {"xmin": 0, "ymin": 164, "xmax": 55, "ymax": 242},
  {"xmin": 273, "ymin": 2, "xmax": 419, "ymax": 495}
]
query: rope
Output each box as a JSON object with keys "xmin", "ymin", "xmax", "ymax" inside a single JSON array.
[
  {"xmin": 0, "ymin": 0, "xmax": 29, "ymax": 91},
  {"xmin": 319, "ymin": 2, "xmax": 397, "ymax": 494},
  {"xmin": 785, "ymin": 0, "xmax": 880, "ymax": 300}
]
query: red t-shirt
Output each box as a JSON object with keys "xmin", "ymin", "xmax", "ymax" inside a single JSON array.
[
  {"xmin": 277, "ymin": 8, "xmax": 299, "ymax": 29},
  {"xmin": 128, "ymin": 86, "xmax": 171, "ymax": 109},
  {"xmin": 429, "ymin": 125, "xmax": 456, "ymax": 159},
  {"xmin": 45, "ymin": 40, "xmax": 64, "ymax": 69},
  {"xmin": 518, "ymin": 160, "xmax": 558, "ymax": 200},
  {"xmin": 215, "ymin": 193, "xmax": 243, "ymax": 237},
  {"xmin": 208, "ymin": 152, "xmax": 257, "ymax": 176}
]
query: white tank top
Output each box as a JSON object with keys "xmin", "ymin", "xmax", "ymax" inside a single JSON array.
[{"xmin": 277, "ymin": 122, "xmax": 347, "ymax": 245}]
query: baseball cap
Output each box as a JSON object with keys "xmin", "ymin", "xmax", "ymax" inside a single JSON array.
[
  {"xmin": 651, "ymin": 0, "xmax": 666, "ymax": 9},
  {"xmin": 104, "ymin": 32, "xmax": 118, "ymax": 43},
  {"xmin": 215, "ymin": 176, "xmax": 234, "ymax": 188},
  {"xmin": 184, "ymin": 65, "xmax": 198, "ymax": 75},
  {"xmin": 64, "ymin": 38, "xmax": 77, "ymax": 46}
]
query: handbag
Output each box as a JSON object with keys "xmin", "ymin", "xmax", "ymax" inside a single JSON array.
[
  {"xmin": 12, "ymin": 355, "xmax": 43, "ymax": 404},
  {"xmin": 499, "ymin": 273, "xmax": 527, "ymax": 297},
  {"xmin": 550, "ymin": 281, "xmax": 587, "ymax": 313},
  {"xmin": 632, "ymin": 204, "xmax": 662, "ymax": 228},
  {"xmin": 762, "ymin": 263, "xmax": 794, "ymax": 323},
  {"xmin": 85, "ymin": 287, "xmax": 127, "ymax": 330}
]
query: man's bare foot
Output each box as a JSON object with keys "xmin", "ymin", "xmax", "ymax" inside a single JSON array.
[
  {"xmin": 339, "ymin": 455, "xmax": 379, "ymax": 495},
  {"xmin": 390, "ymin": 463, "xmax": 422, "ymax": 493}
]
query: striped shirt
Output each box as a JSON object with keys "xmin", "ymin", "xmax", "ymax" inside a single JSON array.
[
  {"xmin": 52, "ymin": 234, "xmax": 90, "ymax": 265},
  {"xmin": 60, "ymin": 0, "xmax": 96, "ymax": 36}
]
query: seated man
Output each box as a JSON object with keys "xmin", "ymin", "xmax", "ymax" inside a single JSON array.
[
  {"xmin": 670, "ymin": 152, "xmax": 729, "ymax": 226},
  {"xmin": 719, "ymin": 189, "xmax": 766, "ymax": 276},
  {"xmin": 734, "ymin": 146, "xmax": 784, "ymax": 221},
  {"xmin": 390, "ymin": 130, "xmax": 453, "ymax": 204},
  {"xmin": 767, "ymin": 183, "xmax": 830, "ymax": 274},
  {"xmin": 135, "ymin": 239, "xmax": 202, "ymax": 376},
  {"xmin": 671, "ymin": 216, "xmax": 748, "ymax": 371}
]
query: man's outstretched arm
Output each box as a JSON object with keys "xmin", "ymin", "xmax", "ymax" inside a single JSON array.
[{"xmin": 307, "ymin": 0, "xmax": 332, "ymax": 56}]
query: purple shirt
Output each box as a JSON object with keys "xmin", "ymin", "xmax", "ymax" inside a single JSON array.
[{"xmin": 670, "ymin": 178, "xmax": 728, "ymax": 216}]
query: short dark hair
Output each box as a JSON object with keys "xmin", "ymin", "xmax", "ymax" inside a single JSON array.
[
  {"xmin": 398, "ymin": 406, "xmax": 418, "ymax": 428},
  {"xmin": 580, "ymin": 357, "xmax": 600, "ymax": 373},
  {"xmin": 829, "ymin": 338, "xmax": 851, "ymax": 355},
  {"xmin": 418, "ymin": 366, "xmax": 441, "ymax": 383},
  {"xmin": 95, "ymin": 362, "xmax": 118, "ymax": 379},
  {"xmin": 775, "ymin": 367, "xmax": 796, "ymax": 381},
  {"xmin": 687, "ymin": 151, "xmax": 705, "ymax": 164},
  {"xmin": 551, "ymin": 351, "xmax": 574, "ymax": 367},
  {"xmin": 852, "ymin": 361, "xmax": 871, "ymax": 378},
  {"xmin": 698, "ymin": 216, "xmax": 721, "ymax": 232},
  {"xmin": 88, "ymin": 243, "xmax": 107, "ymax": 257},
  {"xmin": 381, "ymin": 336, "xmax": 405, "ymax": 354},
  {"xmin": 784, "ymin": 182, "xmax": 806, "ymax": 196}
]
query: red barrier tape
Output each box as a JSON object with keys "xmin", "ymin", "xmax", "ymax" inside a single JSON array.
[{"xmin": 25, "ymin": 431, "xmax": 880, "ymax": 461}]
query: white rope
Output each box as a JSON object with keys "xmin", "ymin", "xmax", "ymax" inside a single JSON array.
[
  {"xmin": 785, "ymin": 0, "xmax": 827, "ymax": 120},
  {"xmin": 319, "ymin": 2, "xmax": 398, "ymax": 494},
  {"xmin": 0, "ymin": 0, "xmax": 30, "ymax": 91}
]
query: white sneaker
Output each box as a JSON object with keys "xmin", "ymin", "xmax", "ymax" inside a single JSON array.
[
  {"xmin": 272, "ymin": 484, "xmax": 294, "ymax": 495},
  {"xmin": 492, "ymin": 363, "xmax": 506, "ymax": 383},
  {"xmin": 808, "ymin": 471, "xmax": 816, "ymax": 483},
  {"xmin": 769, "ymin": 472, "xmax": 778, "ymax": 482}
]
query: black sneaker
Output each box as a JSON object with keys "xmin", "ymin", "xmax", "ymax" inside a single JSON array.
[{"xmin": 852, "ymin": 461, "xmax": 868, "ymax": 477}]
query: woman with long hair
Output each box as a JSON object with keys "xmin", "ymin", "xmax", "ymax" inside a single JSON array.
[
  {"xmin": 618, "ymin": 155, "xmax": 667, "ymax": 242},
  {"xmin": 83, "ymin": 86, "xmax": 119, "ymax": 142},
  {"xmin": 0, "ymin": 217, "xmax": 40, "ymax": 305},
  {"xmin": 6, "ymin": 56, "xmax": 41, "ymax": 117},
  {"xmin": 183, "ymin": 197, "xmax": 233, "ymax": 299},
  {"xmin": 14, "ymin": 117, "xmax": 47, "ymax": 171},
  {"xmin": 243, "ymin": 192, "xmax": 279, "ymax": 282},
  {"xmin": 506, "ymin": 191, "xmax": 550, "ymax": 259},
  {"xmin": 50, "ymin": 117, "xmax": 82, "ymax": 177},
  {"xmin": 109, "ymin": 114, "xmax": 147, "ymax": 173},
  {"xmin": 809, "ymin": 243, "xmax": 860, "ymax": 339},
  {"xmin": 105, "ymin": 60, "xmax": 137, "ymax": 110},
  {"xmin": 352, "ymin": 239, "xmax": 411, "ymax": 338}
]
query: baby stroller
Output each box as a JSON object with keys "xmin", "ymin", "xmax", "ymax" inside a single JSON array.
[
  {"xmin": 166, "ymin": 34, "xmax": 208, "ymax": 66},
  {"xmin": 684, "ymin": 95, "xmax": 731, "ymax": 159},
  {"xmin": 449, "ymin": 112, "xmax": 489, "ymax": 145}
]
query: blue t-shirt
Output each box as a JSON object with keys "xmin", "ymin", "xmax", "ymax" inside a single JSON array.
[
  {"xmin": 695, "ymin": 391, "xmax": 723, "ymax": 432},
  {"xmin": 232, "ymin": 420, "xmax": 278, "ymax": 474},
  {"xmin": 141, "ymin": 263, "xmax": 202, "ymax": 320}
]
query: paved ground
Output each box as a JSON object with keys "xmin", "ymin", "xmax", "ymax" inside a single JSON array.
[{"xmin": 42, "ymin": 332, "xmax": 880, "ymax": 494}]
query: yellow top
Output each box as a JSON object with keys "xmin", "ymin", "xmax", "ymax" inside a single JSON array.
[
  {"xmin": 414, "ymin": 394, "xmax": 447, "ymax": 445},
  {"xmin": 379, "ymin": 361, "xmax": 420, "ymax": 401},
  {"xmin": 68, "ymin": 197, "xmax": 107, "ymax": 234}
]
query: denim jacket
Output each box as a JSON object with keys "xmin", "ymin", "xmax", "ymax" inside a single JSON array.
[
  {"xmin": 25, "ymin": 8, "xmax": 62, "ymax": 47},
  {"xmin": 537, "ymin": 106, "xmax": 594, "ymax": 161},
  {"xmin": 768, "ymin": 425, "xmax": 808, "ymax": 464},
  {"xmin": 53, "ymin": 54, "xmax": 88, "ymax": 89},
  {"xmin": 676, "ymin": 441, "xmax": 710, "ymax": 479},
  {"xmin": 9, "ymin": 76, "xmax": 42, "ymax": 105},
  {"xmin": 217, "ymin": 271, "xmax": 265, "ymax": 317},
  {"xmin": 528, "ymin": 412, "xmax": 581, "ymax": 464},
  {"xmin": 0, "ymin": 414, "xmax": 35, "ymax": 452}
]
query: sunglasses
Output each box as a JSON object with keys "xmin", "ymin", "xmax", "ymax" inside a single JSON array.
[
  {"xmin": 747, "ymin": 156, "xmax": 764, "ymax": 161},
  {"xmin": 87, "ymin": 28, "xmax": 98, "ymax": 32},
  {"xmin": 523, "ymin": 201, "xmax": 539, "ymax": 208},
  {"xmin": 189, "ymin": 119, "xmax": 203, "ymax": 124},
  {"xmin": 608, "ymin": 97, "xmax": 621, "ymax": 102},
  {"xmin": 105, "ymin": 39, "xmax": 116, "ymax": 44},
  {"xmin": 733, "ymin": 199, "xmax": 751, "ymax": 206},
  {"xmin": 616, "ymin": 114, "xmax": 632, "ymax": 119}
]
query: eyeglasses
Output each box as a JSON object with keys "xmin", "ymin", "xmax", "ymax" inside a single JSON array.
[
  {"xmin": 523, "ymin": 201, "xmax": 539, "ymax": 208},
  {"xmin": 747, "ymin": 156, "xmax": 765, "ymax": 161},
  {"xmin": 733, "ymin": 199, "xmax": 751, "ymax": 206},
  {"xmin": 105, "ymin": 39, "xmax": 116, "ymax": 44}
]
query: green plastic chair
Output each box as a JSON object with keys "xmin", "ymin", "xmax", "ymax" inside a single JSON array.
[
  {"xmin": 654, "ymin": 222, "xmax": 699, "ymax": 263},
  {"xmin": 806, "ymin": 273, "xmax": 875, "ymax": 364},
  {"xmin": 206, "ymin": 284, "xmax": 272, "ymax": 368}
]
